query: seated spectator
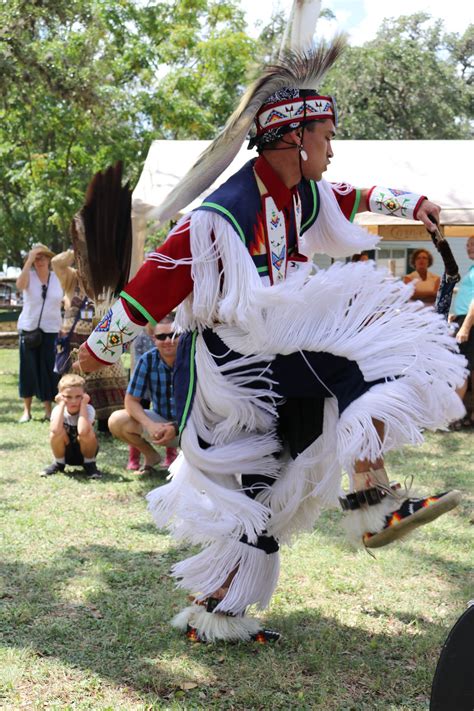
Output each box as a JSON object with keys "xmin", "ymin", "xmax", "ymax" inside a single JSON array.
[
  {"xmin": 41, "ymin": 374, "xmax": 102, "ymax": 479},
  {"xmin": 403, "ymin": 248, "xmax": 440, "ymax": 306},
  {"xmin": 108, "ymin": 316, "xmax": 179, "ymax": 475}
]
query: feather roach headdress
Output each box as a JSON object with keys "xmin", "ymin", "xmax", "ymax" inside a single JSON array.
[
  {"xmin": 149, "ymin": 34, "xmax": 346, "ymax": 226},
  {"xmin": 71, "ymin": 161, "xmax": 132, "ymax": 310}
]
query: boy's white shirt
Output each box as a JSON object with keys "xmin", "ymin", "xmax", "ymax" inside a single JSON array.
[{"xmin": 52, "ymin": 403, "xmax": 96, "ymax": 426}]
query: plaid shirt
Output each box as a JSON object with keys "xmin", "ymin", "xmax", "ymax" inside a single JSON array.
[{"xmin": 127, "ymin": 348, "xmax": 176, "ymax": 421}]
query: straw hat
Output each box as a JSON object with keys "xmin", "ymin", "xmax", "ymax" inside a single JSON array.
[{"xmin": 31, "ymin": 243, "xmax": 55, "ymax": 259}]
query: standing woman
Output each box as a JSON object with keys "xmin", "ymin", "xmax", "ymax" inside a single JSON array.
[
  {"xmin": 403, "ymin": 248, "xmax": 441, "ymax": 306},
  {"xmin": 16, "ymin": 243, "xmax": 63, "ymax": 422}
]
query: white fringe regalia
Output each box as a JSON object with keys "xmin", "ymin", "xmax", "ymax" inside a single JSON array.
[{"xmin": 146, "ymin": 181, "xmax": 466, "ymax": 637}]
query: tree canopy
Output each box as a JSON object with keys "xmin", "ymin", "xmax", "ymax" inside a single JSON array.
[
  {"xmin": 322, "ymin": 14, "xmax": 473, "ymax": 139},
  {"xmin": 0, "ymin": 0, "xmax": 256, "ymax": 263},
  {"xmin": 0, "ymin": 3, "xmax": 472, "ymax": 263}
]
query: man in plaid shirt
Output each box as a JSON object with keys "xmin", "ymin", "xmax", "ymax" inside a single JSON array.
[{"xmin": 108, "ymin": 315, "xmax": 179, "ymax": 474}]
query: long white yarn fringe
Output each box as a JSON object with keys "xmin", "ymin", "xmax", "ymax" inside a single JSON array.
[
  {"xmin": 147, "ymin": 449, "xmax": 271, "ymax": 547},
  {"xmin": 300, "ymin": 179, "xmax": 379, "ymax": 258},
  {"xmin": 172, "ymin": 540, "xmax": 280, "ymax": 614},
  {"xmin": 145, "ymin": 208, "xmax": 466, "ymax": 610}
]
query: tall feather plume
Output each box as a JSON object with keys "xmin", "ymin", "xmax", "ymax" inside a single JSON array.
[
  {"xmin": 148, "ymin": 35, "xmax": 346, "ymax": 227},
  {"xmin": 279, "ymin": 0, "xmax": 322, "ymax": 57},
  {"xmin": 71, "ymin": 161, "xmax": 132, "ymax": 312}
]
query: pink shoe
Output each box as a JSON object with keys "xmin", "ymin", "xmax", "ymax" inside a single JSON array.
[
  {"xmin": 126, "ymin": 446, "xmax": 141, "ymax": 471},
  {"xmin": 163, "ymin": 447, "xmax": 178, "ymax": 468}
]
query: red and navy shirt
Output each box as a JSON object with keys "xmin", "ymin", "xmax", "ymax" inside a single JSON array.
[{"xmin": 122, "ymin": 156, "xmax": 361, "ymax": 325}]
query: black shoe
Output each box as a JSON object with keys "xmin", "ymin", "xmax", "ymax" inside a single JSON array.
[
  {"xmin": 83, "ymin": 462, "xmax": 103, "ymax": 479},
  {"xmin": 41, "ymin": 461, "xmax": 65, "ymax": 477},
  {"xmin": 250, "ymin": 629, "xmax": 281, "ymax": 644},
  {"xmin": 363, "ymin": 490, "xmax": 462, "ymax": 548},
  {"xmin": 185, "ymin": 624, "xmax": 281, "ymax": 644}
]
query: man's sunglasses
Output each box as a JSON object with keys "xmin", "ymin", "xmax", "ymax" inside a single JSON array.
[{"xmin": 154, "ymin": 332, "xmax": 176, "ymax": 341}]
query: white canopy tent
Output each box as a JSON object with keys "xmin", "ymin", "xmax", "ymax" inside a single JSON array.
[{"xmin": 130, "ymin": 139, "xmax": 474, "ymax": 275}]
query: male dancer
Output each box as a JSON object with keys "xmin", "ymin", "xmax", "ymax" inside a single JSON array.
[{"xmin": 76, "ymin": 42, "xmax": 465, "ymax": 642}]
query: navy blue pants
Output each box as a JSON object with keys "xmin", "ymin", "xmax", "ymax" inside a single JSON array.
[
  {"xmin": 175, "ymin": 329, "xmax": 378, "ymax": 461},
  {"xmin": 174, "ymin": 329, "xmax": 380, "ymax": 550},
  {"xmin": 19, "ymin": 331, "xmax": 60, "ymax": 402}
]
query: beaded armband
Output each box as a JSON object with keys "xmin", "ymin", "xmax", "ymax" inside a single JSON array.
[
  {"xmin": 86, "ymin": 298, "xmax": 143, "ymax": 365},
  {"xmin": 367, "ymin": 186, "xmax": 427, "ymax": 220},
  {"xmin": 339, "ymin": 482, "xmax": 401, "ymax": 512}
]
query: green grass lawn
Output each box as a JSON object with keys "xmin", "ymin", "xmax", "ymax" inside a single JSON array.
[{"xmin": 0, "ymin": 348, "xmax": 472, "ymax": 710}]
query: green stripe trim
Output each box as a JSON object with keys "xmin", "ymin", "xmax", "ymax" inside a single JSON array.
[
  {"xmin": 301, "ymin": 181, "xmax": 318, "ymax": 232},
  {"xmin": 120, "ymin": 292, "xmax": 157, "ymax": 326},
  {"xmin": 200, "ymin": 202, "xmax": 246, "ymax": 244},
  {"xmin": 349, "ymin": 189, "xmax": 361, "ymax": 223},
  {"xmin": 179, "ymin": 330, "xmax": 197, "ymax": 435},
  {"xmin": 257, "ymin": 266, "xmax": 269, "ymax": 274}
]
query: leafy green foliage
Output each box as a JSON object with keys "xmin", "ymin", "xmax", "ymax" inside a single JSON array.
[
  {"xmin": 0, "ymin": 0, "xmax": 256, "ymax": 262},
  {"xmin": 322, "ymin": 14, "xmax": 473, "ymax": 140},
  {"xmin": 0, "ymin": 5, "xmax": 472, "ymax": 264}
]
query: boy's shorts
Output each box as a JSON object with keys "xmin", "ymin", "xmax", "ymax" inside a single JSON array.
[{"xmin": 65, "ymin": 442, "xmax": 99, "ymax": 466}]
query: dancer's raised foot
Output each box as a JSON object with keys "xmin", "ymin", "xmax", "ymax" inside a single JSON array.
[
  {"xmin": 363, "ymin": 490, "xmax": 461, "ymax": 549},
  {"xmin": 340, "ymin": 467, "xmax": 461, "ymax": 548}
]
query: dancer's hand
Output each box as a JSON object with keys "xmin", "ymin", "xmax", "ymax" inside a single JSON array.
[{"xmin": 417, "ymin": 199, "xmax": 441, "ymax": 232}]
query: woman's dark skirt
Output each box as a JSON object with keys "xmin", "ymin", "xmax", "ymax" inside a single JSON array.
[{"xmin": 19, "ymin": 331, "xmax": 60, "ymax": 402}]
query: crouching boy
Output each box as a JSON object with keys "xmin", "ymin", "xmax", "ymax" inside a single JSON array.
[{"xmin": 41, "ymin": 374, "xmax": 102, "ymax": 479}]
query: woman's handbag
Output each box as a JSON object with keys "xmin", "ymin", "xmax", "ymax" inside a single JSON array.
[
  {"xmin": 54, "ymin": 297, "xmax": 87, "ymax": 375},
  {"xmin": 22, "ymin": 328, "xmax": 43, "ymax": 349},
  {"xmin": 21, "ymin": 275, "xmax": 50, "ymax": 350}
]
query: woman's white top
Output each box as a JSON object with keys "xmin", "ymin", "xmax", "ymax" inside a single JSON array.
[
  {"xmin": 17, "ymin": 270, "xmax": 63, "ymax": 333},
  {"xmin": 405, "ymin": 270, "xmax": 439, "ymax": 302}
]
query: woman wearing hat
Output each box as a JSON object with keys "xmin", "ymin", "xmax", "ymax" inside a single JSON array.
[{"xmin": 16, "ymin": 243, "xmax": 63, "ymax": 422}]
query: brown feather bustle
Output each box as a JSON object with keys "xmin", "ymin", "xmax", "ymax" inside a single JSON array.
[
  {"xmin": 148, "ymin": 37, "xmax": 346, "ymax": 227},
  {"xmin": 71, "ymin": 162, "xmax": 132, "ymax": 309}
]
